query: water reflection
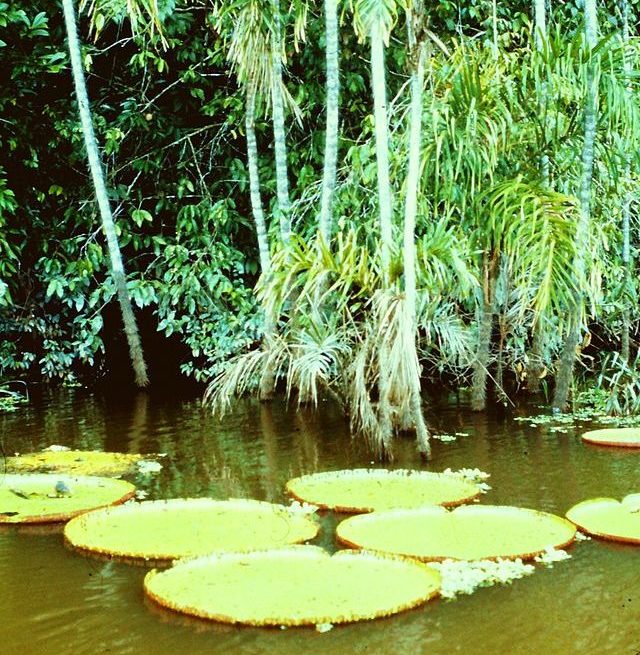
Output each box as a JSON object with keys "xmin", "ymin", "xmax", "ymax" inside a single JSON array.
[{"xmin": 0, "ymin": 388, "xmax": 639, "ymax": 655}]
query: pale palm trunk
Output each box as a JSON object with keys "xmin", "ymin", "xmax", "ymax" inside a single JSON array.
[
  {"xmin": 245, "ymin": 84, "xmax": 277, "ymax": 399},
  {"xmin": 318, "ymin": 0, "xmax": 340, "ymax": 244},
  {"xmin": 491, "ymin": 0, "xmax": 499, "ymax": 57},
  {"xmin": 270, "ymin": 0, "xmax": 292, "ymax": 247},
  {"xmin": 369, "ymin": 22, "xmax": 395, "ymax": 453},
  {"xmin": 62, "ymin": 0, "xmax": 148, "ymax": 388},
  {"xmin": 528, "ymin": 0, "xmax": 549, "ymax": 391},
  {"xmin": 370, "ymin": 23, "xmax": 394, "ymax": 284},
  {"xmin": 403, "ymin": 16, "xmax": 429, "ymax": 456},
  {"xmin": 621, "ymin": 0, "xmax": 632, "ymax": 363},
  {"xmin": 553, "ymin": 0, "xmax": 598, "ymax": 410},
  {"xmin": 245, "ymin": 83, "xmax": 271, "ymax": 276}
]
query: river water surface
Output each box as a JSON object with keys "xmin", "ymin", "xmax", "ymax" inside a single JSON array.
[{"xmin": 1, "ymin": 389, "xmax": 639, "ymax": 655}]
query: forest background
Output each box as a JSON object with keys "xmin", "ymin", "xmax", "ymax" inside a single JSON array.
[{"xmin": 2, "ymin": 0, "xmax": 640, "ymax": 454}]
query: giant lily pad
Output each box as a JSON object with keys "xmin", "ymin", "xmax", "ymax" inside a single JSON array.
[
  {"xmin": 0, "ymin": 474, "xmax": 136, "ymax": 524},
  {"xmin": 6, "ymin": 450, "xmax": 144, "ymax": 476},
  {"xmin": 336, "ymin": 505, "xmax": 576, "ymax": 561},
  {"xmin": 566, "ymin": 495, "xmax": 640, "ymax": 544},
  {"xmin": 285, "ymin": 469, "xmax": 481, "ymax": 512},
  {"xmin": 144, "ymin": 546, "xmax": 440, "ymax": 626},
  {"xmin": 581, "ymin": 428, "xmax": 640, "ymax": 448},
  {"xmin": 64, "ymin": 498, "xmax": 319, "ymax": 561}
]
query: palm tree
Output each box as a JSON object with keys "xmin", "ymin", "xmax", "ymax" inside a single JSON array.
[
  {"xmin": 352, "ymin": 0, "xmax": 398, "ymax": 284},
  {"xmin": 318, "ymin": 0, "xmax": 340, "ymax": 244},
  {"xmin": 270, "ymin": 0, "xmax": 293, "ymax": 247},
  {"xmin": 553, "ymin": 0, "xmax": 599, "ymax": 410},
  {"xmin": 62, "ymin": 0, "xmax": 148, "ymax": 387},
  {"xmin": 402, "ymin": 0, "xmax": 430, "ymax": 454},
  {"xmin": 620, "ymin": 0, "xmax": 633, "ymax": 363}
]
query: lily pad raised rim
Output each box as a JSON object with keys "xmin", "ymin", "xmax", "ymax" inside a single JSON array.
[
  {"xmin": 581, "ymin": 428, "xmax": 640, "ymax": 448},
  {"xmin": 336, "ymin": 504, "xmax": 577, "ymax": 562},
  {"xmin": 565, "ymin": 495, "xmax": 640, "ymax": 544},
  {"xmin": 64, "ymin": 497, "xmax": 320, "ymax": 562},
  {"xmin": 143, "ymin": 545, "xmax": 441, "ymax": 627},
  {"xmin": 285, "ymin": 468, "xmax": 482, "ymax": 513},
  {"xmin": 0, "ymin": 473, "xmax": 136, "ymax": 524}
]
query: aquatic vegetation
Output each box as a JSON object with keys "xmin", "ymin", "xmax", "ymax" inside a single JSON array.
[
  {"xmin": 6, "ymin": 450, "xmax": 147, "ymax": 476},
  {"xmin": 566, "ymin": 495, "xmax": 640, "ymax": 544},
  {"xmin": 0, "ymin": 473, "xmax": 135, "ymax": 523},
  {"xmin": 143, "ymin": 546, "xmax": 441, "ymax": 626},
  {"xmin": 336, "ymin": 505, "xmax": 576, "ymax": 561},
  {"xmin": 64, "ymin": 498, "xmax": 320, "ymax": 561},
  {"xmin": 285, "ymin": 468, "xmax": 481, "ymax": 513},
  {"xmin": 533, "ymin": 547, "xmax": 572, "ymax": 567},
  {"xmin": 427, "ymin": 558, "xmax": 536, "ymax": 599},
  {"xmin": 581, "ymin": 428, "xmax": 640, "ymax": 448}
]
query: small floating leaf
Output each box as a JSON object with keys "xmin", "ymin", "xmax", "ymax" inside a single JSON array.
[
  {"xmin": 6, "ymin": 450, "xmax": 146, "ymax": 476},
  {"xmin": 566, "ymin": 495, "xmax": 640, "ymax": 544},
  {"xmin": 336, "ymin": 505, "xmax": 576, "ymax": 561},
  {"xmin": 143, "ymin": 546, "xmax": 440, "ymax": 626},
  {"xmin": 64, "ymin": 498, "xmax": 319, "ymax": 561},
  {"xmin": 285, "ymin": 469, "xmax": 481, "ymax": 513},
  {"xmin": 0, "ymin": 474, "xmax": 136, "ymax": 524},
  {"xmin": 581, "ymin": 428, "xmax": 640, "ymax": 448}
]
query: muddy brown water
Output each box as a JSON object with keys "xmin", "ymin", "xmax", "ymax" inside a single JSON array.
[{"xmin": 1, "ymin": 389, "xmax": 639, "ymax": 655}]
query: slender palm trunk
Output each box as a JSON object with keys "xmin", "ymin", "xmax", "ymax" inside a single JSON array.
[
  {"xmin": 491, "ymin": 0, "xmax": 498, "ymax": 57},
  {"xmin": 403, "ymin": 14, "xmax": 429, "ymax": 456},
  {"xmin": 270, "ymin": 0, "xmax": 292, "ymax": 247},
  {"xmin": 318, "ymin": 0, "xmax": 340, "ymax": 244},
  {"xmin": 370, "ymin": 24, "xmax": 394, "ymax": 284},
  {"xmin": 553, "ymin": 0, "xmax": 598, "ymax": 410},
  {"xmin": 62, "ymin": 0, "xmax": 148, "ymax": 388},
  {"xmin": 471, "ymin": 258, "xmax": 497, "ymax": 411},
  {"xmin": 245, "ymin": 84, "xmax": 277, "ymax": 399},
  {"xmin": 528, "ymin": 0, "xmax": 549, "ymax": 391},
  {"xmin": 246, "ymin": 83, "xmax": 271, "ymax": 276},
  {"xmin": 621, "ymin": 0, "xmax": 632, "ymax": 363}
]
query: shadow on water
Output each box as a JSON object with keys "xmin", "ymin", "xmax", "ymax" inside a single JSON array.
[{"xmin": 1, "ymin": 387, "xmax": 639, "ymax": 654}]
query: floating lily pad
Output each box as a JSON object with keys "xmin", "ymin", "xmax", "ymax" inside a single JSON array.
[
  {"xmin": 336, "ymin": 505, "xmax": 576, "ymax": 561},
  {"xmin": 581, "ymin": 428, "xmax": 640, "ymax": 448},
  {"xmin": 6, "ymin": 450, "xmax": 145, "ymax": 476},
  {"xmin": 285, "ymin": 469, "xmax": 481, "ymax": 512},
  {"xmin": 0, "ymin": 474, "xmax": 136, "ymax": 524},
  {"xmin": 64, "ymin": 498, "xmax": 319, "ymax": 561},
  {"xmin": 565, "ymin": 495, "xmax": 640, "ymax": 544},
  {"xmin": 144, "ymin": 546, "xmax": 440, "ymax": 626}
]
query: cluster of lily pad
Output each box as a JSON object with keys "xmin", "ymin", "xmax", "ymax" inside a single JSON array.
[{"xmin": 1, "ymin": 426, "xmax": 639, "ymax": 629}]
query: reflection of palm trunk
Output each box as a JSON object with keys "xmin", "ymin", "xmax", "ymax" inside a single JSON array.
[
  {"xmin": 553, "ymin": 0, "xmax": 598, "ymax": 410},
  {"xmin": 318, "ymin": 0, "xmax": 340, "ymax": 243},
  {"xmin": 270, "ymin": 0, "xmax": 291, "ymax": 247},
  {"xmin": 259, "ymin": 404, "xmax": 280, "ymax": 502},
  {"xmin": 471, "ymin": 259, "xmax": 497, "ymax": 411},
  {"xmin": 62, "ymin": 0, "xmax": 148, "ymax": 387}
]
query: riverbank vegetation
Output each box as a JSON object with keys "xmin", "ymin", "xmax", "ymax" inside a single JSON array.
[{"xmin": 2, "ymin": 1, "xmax": 640, "ymax": 453}]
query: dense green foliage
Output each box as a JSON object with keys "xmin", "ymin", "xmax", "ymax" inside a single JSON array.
[{"xmin": 3, "ymin": 1, "xmax": 640, "ymax": 446}]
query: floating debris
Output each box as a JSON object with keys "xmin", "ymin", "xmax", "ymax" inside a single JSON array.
[{"xmin": 427, "ymin": 558, "xmax": 535, "ymax": 599}]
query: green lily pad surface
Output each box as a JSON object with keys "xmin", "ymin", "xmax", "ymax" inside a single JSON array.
[
  {"xmin": 566, "ymin": 495, "xmax": 640, "ymax": 544},
  {"xmin": 581, "ymin": 428, "xmax": 640, "ymax": 448},
  {"xmin": 6, "ymin": 450, "xmax": 144, "ymax": 476},
  {"xmin": 0, "ymin": 474, "xmax": 136, "ymax": 524},
  {"xmin": 336, "ymin": 505, "xmax": 576, "ymax": 561},
  {"xmin": 64, "ymin": 498, "xmax": 319, "ymax": 561},
  {"xmin": 286, "ymin": 469, "xmax": 481, "ymax": 512},
  {"xmin": 144, "ymin": 546, "xmax": 441, "ymax": 626}
]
